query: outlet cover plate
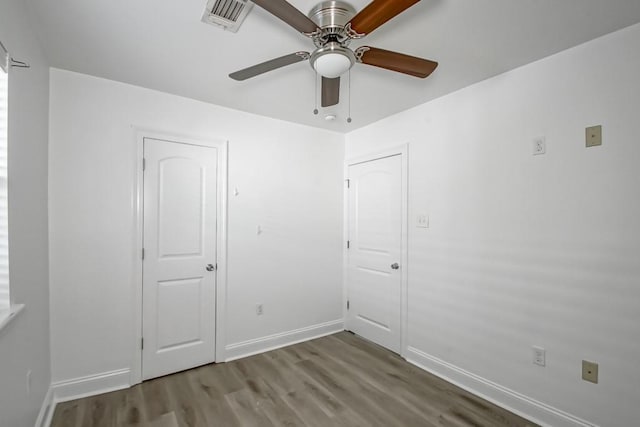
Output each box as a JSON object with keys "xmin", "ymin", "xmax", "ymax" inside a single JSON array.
[
  {"xmin": 582, "ymin": 360, "xmax": 599, "ymax": 383},
  {"xmin": 533, "ymin": 137, "xmax": 546, "ymax": 155},
  {"xmin": 586, "ymin": 125, "xmax": 602, "ymax": 147}
]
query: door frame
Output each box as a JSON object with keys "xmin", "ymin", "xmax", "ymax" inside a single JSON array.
[
  {"xmin": 131, "ymin": 129, "xmax": 228, "ymax": 385},
  {"xmin": 344, "ymin": 144, "xmax": 409, "ymax": 358}
]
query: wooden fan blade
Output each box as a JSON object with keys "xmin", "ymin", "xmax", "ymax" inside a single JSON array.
[
  {"xmin": 348, "ymin": 0, "xmax": 420, "ymax": 36},
  {"xmin": 321, "ymin": 77, "xmax": 340, "ymax": 107},
  {"xmin": 357, "ymin": 47, "xmax": 438, "ymax": 78},
  {"xmin": 251, "ymin": 0, "xmax": 319, "ymax": 34},
  {"xmin": 229, "ymin": 52, "xmax": 309, "ymax": 81}
]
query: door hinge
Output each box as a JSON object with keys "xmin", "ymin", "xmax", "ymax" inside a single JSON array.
[
  {"xmin": 142, "ymin": 248, "xmax": 145, "ymax": 260},
  {"xmin": 347, "ymin": 240, "xmax": 350, "ymax": 249},
  {"xmin": 345, "ymin": 179, "xmax": 350, "ymax": 188},
  {"xmin": 141, "ymin": 338, "xmax": 144, "ymax": 350},
  {"xmin": 347, "ymin": 300, "xmax": 350, "ymax": 310},
  {"xmin": 142, "ymin": 158, "xmax": 146, "ymax": 171}
]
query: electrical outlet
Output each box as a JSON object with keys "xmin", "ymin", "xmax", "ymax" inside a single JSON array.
[
  {"xmin": 533, "ymin": 137, "xmax": 546, "ymax": 155},
  {"xmin": 256, "ymin": 303, "xmax": 263, "ymax": 316},
  {"xmin": 532, "ymin": 346, "xmax": 546, "ymax": 367},
  {"xmin": 416, "ymin": 214, "xmax": 429, "ymax": 228},
  {"xmin": 582, "ymin": 360, "xmax": 598, "ymax": 384}
]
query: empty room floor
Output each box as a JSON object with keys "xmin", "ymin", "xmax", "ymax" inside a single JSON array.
[{"xmin": 51, "ymin": 332, "xmax": 536, "ymax": 426}]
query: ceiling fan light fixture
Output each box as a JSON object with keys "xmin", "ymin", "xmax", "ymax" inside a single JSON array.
[
  {"xmin": 310, "ymin": 42, "xmax": 355, "ymax": 78},
  {"xmin": 314, "ymin": 53, "xmax": 351, "ymax": 78}
]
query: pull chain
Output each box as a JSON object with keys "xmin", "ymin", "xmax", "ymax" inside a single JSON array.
[
  {"xmin": 313, "ymin": 72, "xmax": 319, "ymax": 115},
  {"xmin": 347, "ymin": 70, "xmax": 352, "ymax": 123}
]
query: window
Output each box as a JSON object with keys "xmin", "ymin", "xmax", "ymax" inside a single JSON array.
[{"xmin": 0, "ymin": 42, "xmax": 9, "ymax": 312}]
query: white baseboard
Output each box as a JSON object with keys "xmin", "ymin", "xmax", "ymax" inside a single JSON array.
[
  {"xmin": 34, "ymin": 386, "xmax": 54, "ymax": 427},
  {"xmin": 406, "ymin": 347, "xmax": 596, "ymax": 427},
  {"xmin": 51, "ymin": 368, "xmax": 131, "ymax": 404},
  {"xmin": 225, "ymin": 319, "xmax": 344, "ymax": 362}
]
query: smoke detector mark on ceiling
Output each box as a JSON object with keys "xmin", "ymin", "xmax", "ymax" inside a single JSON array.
[{"xmin": 202, "ymin": 0, "xmax": 254, "ymax": 33}]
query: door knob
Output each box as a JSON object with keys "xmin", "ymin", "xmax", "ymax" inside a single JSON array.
[
  {"xmin": 391, "ymin": 263, "xmax": 399, "ymax": 270},
  {"xmin": 206, "ymin": 264, "xmax": 216, "ymax": 272}
]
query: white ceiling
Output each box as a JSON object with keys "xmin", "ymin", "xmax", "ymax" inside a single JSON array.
[{"xmin": 26, "ymin": 0, "xmax": 640, "ymax": 132}]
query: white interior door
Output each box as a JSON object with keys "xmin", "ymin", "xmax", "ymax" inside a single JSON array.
[
  {"xmin": 347, "ymin": 155, "xmax": 403, "ymax": 353},
  {"xmin": 142, "ymin": 137, "xmax": 218, "ymax": 380}
]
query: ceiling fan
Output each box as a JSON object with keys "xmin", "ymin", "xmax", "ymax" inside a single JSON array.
[{"xmin": 229, "ymin": 0, "xmax": 438, "ymax": 110}]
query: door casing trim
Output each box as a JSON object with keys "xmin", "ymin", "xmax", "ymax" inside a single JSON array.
[
  {"xmin": 343, "ymin": 144, "xmax": 409, "ymax": 358},
  {"xmin": 131, "ymin": 128, "xmax": 228, "ymax": 385}
]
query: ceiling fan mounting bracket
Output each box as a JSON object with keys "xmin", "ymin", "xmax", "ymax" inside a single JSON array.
[
  {"xmin": 303, "ymin": 28, "xmax": 323, "ymax": 39},
  {"xmin": 344, "ymin": 23, "xmax": 364, "ymax": 39},
  {"xmin": 354, "ymin": 46, "xmax": 370, "ymax": 62}
]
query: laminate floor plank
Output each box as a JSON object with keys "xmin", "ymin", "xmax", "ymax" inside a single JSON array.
[
  {"xmin": 252, "ymin": 352, "xmax": 307, "ymax": 395},
  {"xmin": 287, "ymin": 368, "xmax": 349, "ymax": 418},
  {"xmin": 313, "ymin": 337, "xmax": 488, "ymax": 425},
  {"xmin": 322, "ymin": 333, "xmax": 535, "ymax": 427},
  {"xmin": 163, "ymin": 373, "xmax": 208, "ymax": 427},
  {"xmin": 80, "ymin": 393, "xmax": 114, "ymax": 427},
  {"xmin": 148, "ymin": 412, "xmax": 179, "ymax": 427},
  {"xmin": 50, "ymin": 400, "xmax": 83, "ymax": 427},
  {"xmin": 224, "ymin": 388, "xmax": 276, "ymax": 427},
  {"xmin": 304, "ymin": 338, "xmax": 443, "ymax": 422},
  {"xmin": 184, "ymin": 370, "xmax": 242, "ymax": 427},
  {"xmin": 111, "ymin": 385, "xmax": 147, "ymax": 426},
  {"xmin": 50, "ymin": 332, "xmax": 537, "ymax": 427},
  {"xmin": 191, "ymin": 362, "xmax": 245, "ymax": 398},
  {"xmin": 140, "ymin": 375, "xmax": 174, "ymax": 422},
  {"xmin": 294, "ymin": 358, "xmax": 413, "ymax": 427},
  {"xmin": 256, "ymin": 390, "xmax": 307, "ymax": 427},
  {"xmin": 279, "ymin": 388, "xmax": 335, "ymax": 427},
  {"xmin": 299, "ymin": 339, "xmax": 440, "ymax": 426}
]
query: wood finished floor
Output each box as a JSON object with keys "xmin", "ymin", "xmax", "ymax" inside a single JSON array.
[{"xmin": 51, "ymin": 332, "xmax": 537, "ymax": 427}]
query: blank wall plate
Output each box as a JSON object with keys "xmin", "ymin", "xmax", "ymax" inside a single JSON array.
[
  {"xmin": 582, "ymin": 360, "xmax": 599, "ymax": 383},
  {"xmin": 533, "ymin": 137, "xmax": 546, "ymax": 155},
  {"xmin": 586, "ymin": 125, "xmax": 602, "ymax": 147}
]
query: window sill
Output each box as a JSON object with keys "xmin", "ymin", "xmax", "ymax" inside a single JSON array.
[{"xmin": 0, "ymin": 304, "xmax": 25, "ymax": 334}]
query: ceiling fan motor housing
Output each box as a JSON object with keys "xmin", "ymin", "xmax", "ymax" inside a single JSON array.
[
  {"xmin": 307, "ymin": 1, "xmax": 359, "ymax": 77},
  {"xmin": 309, "ymin": 1, "xmax": 356, "ymax": 28},
  {"xmin": 308, "ymin": 1, "xmax": 357, "ymax": 47}
]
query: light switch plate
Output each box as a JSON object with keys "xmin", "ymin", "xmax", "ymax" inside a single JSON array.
[
  {"xmin": 532, "ymin": 346, "xmax": 546, "ymax": 367},
  {"xmin": 582, "ymin": 360, "xmax": 599, "ymax": 384},
  {"xmin": 586, "ymin": 125, "xmax": 602, "ymax": 147}
]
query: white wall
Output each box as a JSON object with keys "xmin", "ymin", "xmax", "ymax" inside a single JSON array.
[
  {"xmin": 0, "ymin": 0, "xmax": 51, "ymax": 426},
  {"xmin": 346, "ymin": 24, "xmax": 640, "ymax": 427},
  {"xmin": 48, "ymin": 69, "xmax": 344, "ymax": 387}
]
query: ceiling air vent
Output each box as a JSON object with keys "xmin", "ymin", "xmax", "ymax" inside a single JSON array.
[{"xmin": 202, "ymin": 0, "xmax": 254, "ymax": 33}]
